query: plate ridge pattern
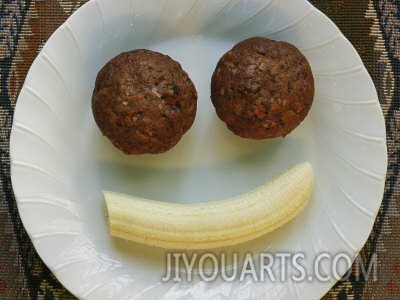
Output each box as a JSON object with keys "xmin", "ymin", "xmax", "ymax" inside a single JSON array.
[
  {"xmin": 18, "ymin": 196, "xmax": 80, "ymax": 217},
  {"xmin": 313, "ymin": 65, "xmax": 364, "ymax": 76},
  {"xmin": 262, "ymin": 8, "xmax": 313, "ymax": 37},
  {"xmin": 12, "ymin": 160, "xmax": 68, "ymax": 186},
  {"xmin": 23, "ymin": 86, "xmax": 65, "ymax": 128},
  {"xmin": 319, "ymin": 191, "xmax": 358, "ymax": 252},
  {"xmin": 41, "ymin": 53, "xmax": 73, "ymax": 98},
  {"xmin": 179, "ymin": 0, "xmax": 233, "ymax": 30},
  {"xmin": 64, "ymin": 22, "xmax": 90, "ymax": 84},
  {"xmin": 95, "ymin": 0, "xmax": 108, "ymax": 57},
  {"xmin": 146, "ymin": 0, "xmax": 168, "ymax": 44},
  {"xmin": 31, "ymin": 230, "xmax": 83, "ymax": 240},
  {"xmin": 315, "ymin": 94, "xmax": 378, "ymax": 106},
  {"xmin": 13, "ymin": 122, "xmax": 69, "ymax": 163},
  {"xmin": 329, "ymin": 175, "xmax": 375, "ymax": 218},
  {"xmin": 214, "ymin": 0, "xmax": 274, "ymax": 35},
  {"xmin": 310, "ymin": 113, "xmax": 385, "ymax": 143},
  {"xmin": 315, "ymin": 130, "xmax": 385, "ymax": 181},
  {"xmin": 298, "ymin": 35, "xmax": 342, "ymax": 51}
]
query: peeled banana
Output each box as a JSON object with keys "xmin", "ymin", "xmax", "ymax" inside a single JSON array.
[{"xmin": 103, "ymin": 162, "xmax": 313, "ymax": 250}]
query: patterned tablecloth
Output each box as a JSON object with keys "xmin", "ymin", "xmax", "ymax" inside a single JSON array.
[{"xmin": 1, "ymin": 0, "xmax": 399, "ymax": 299}]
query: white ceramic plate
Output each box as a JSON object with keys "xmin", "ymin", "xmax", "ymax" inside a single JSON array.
[{"xmin": 10, "ymin": 0, "xmax": 387, "ymax": 299}]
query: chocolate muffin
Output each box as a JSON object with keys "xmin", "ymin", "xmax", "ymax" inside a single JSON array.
[
  {"xmin": 92, "ymin": 49, "xmax": 197, "ymax": 154},
  {"xmin": 211, "ymin": 37, "xmax": 314, "ymax": 139}
]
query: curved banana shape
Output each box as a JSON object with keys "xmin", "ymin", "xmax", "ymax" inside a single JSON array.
[{"xmin": 103, "ymin": 162, "xmax": 313, "ymax": 249}]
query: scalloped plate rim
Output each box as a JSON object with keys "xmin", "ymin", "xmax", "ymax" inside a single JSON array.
[{"xmin": 10, "ymin": 0, "xmax": 387, "ymax": 299}]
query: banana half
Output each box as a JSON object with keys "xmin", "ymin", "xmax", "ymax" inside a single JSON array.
[{"xmin": 103, "ymin": 162, "xmax": 314, "ymax": 250}]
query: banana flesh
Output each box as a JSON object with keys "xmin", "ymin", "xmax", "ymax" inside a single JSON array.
[{"xmin": 103, "ymin": 162, "xmax": 313, "ymax": 250}]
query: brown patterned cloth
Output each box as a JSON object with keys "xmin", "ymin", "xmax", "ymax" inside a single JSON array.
[{"xmin": 0, "ymin": 0, "xmax": 398, "ymax": 299}]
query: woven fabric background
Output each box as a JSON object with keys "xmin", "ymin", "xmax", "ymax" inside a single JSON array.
[{"xmin": 1, "ymin": 0, "xmax": 399, "ymax": 299}]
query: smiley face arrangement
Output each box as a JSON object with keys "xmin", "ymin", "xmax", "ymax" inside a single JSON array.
[{"xmin": 92, "ymin": 37, "xmax": 315, "ymax": 250}]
